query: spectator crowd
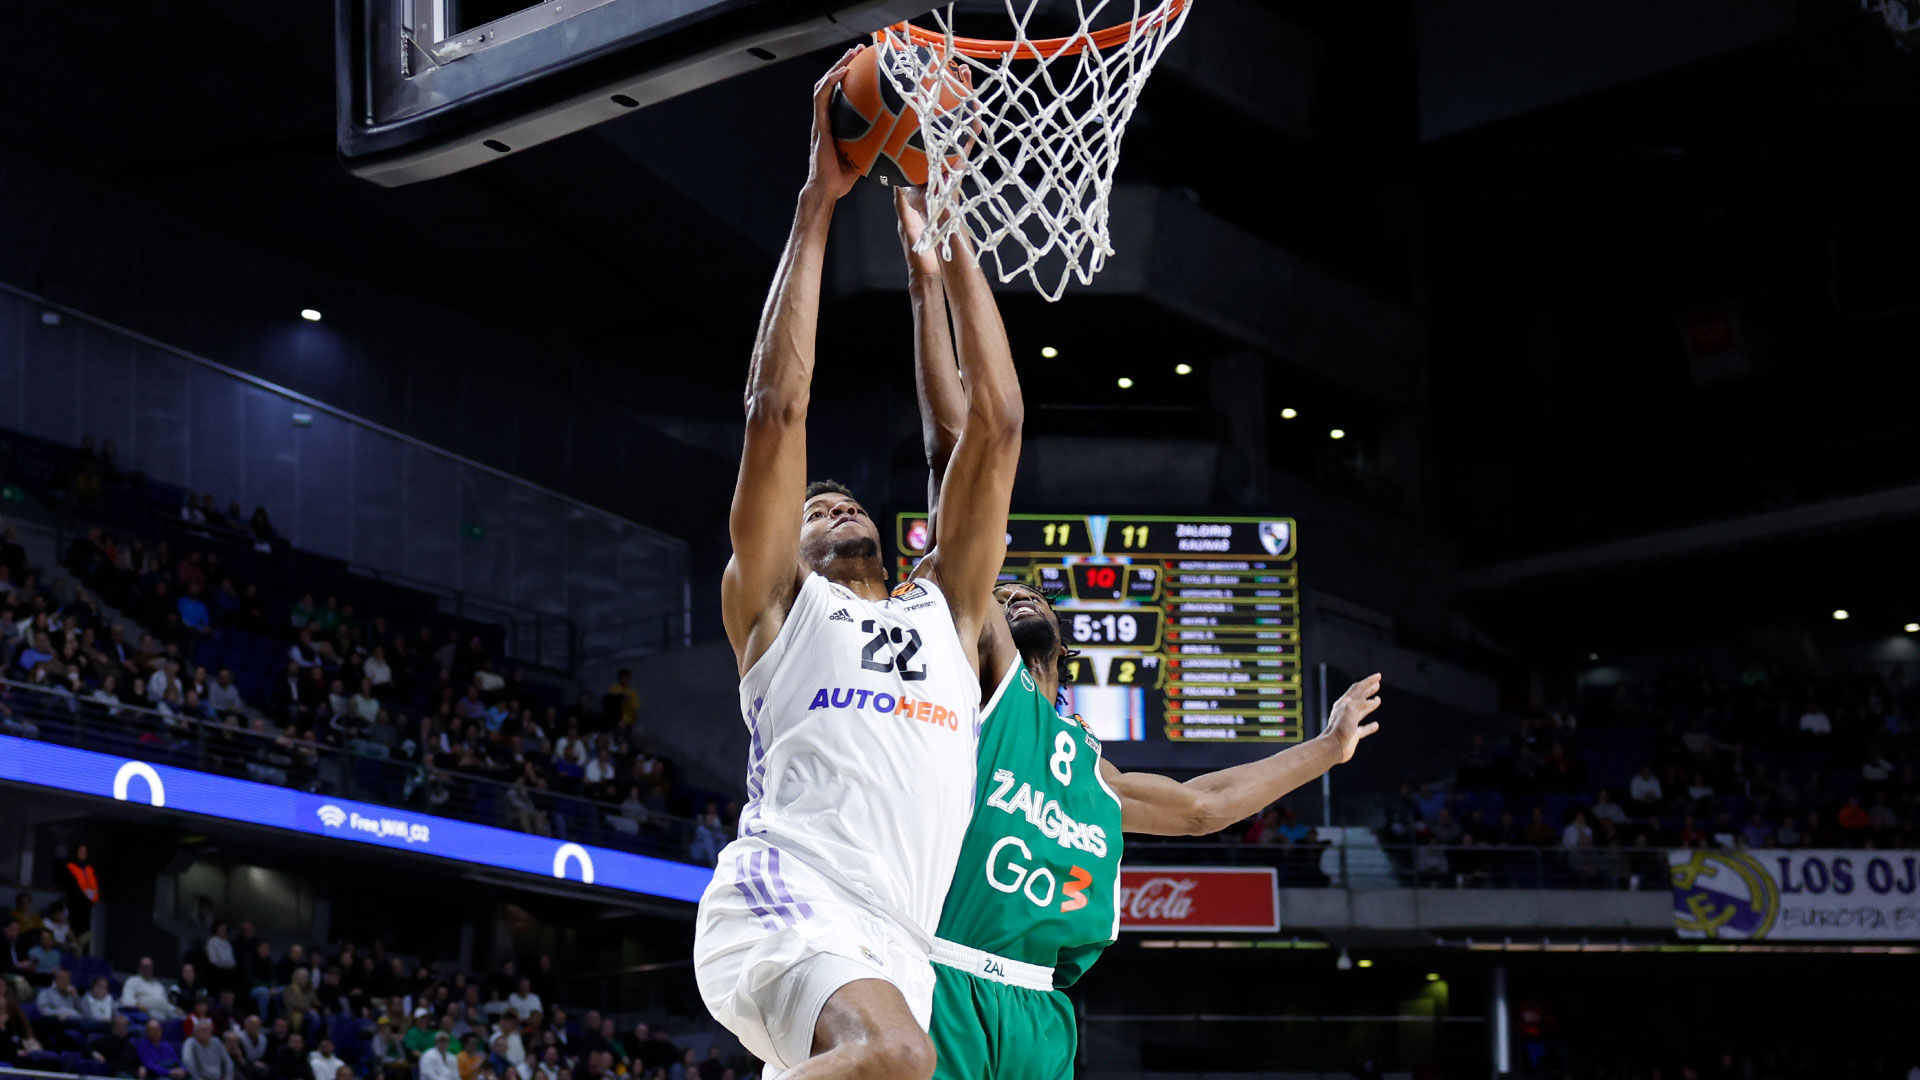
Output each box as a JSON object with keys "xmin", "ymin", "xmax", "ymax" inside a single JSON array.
[
  {"xmin": 14, "ymin": 428, "xmax": 1920, "ymax": 892},
  {"xmin": 2, "ymin": 428, "xmax": 739, "ymax": 869},
  {"xmin": 1380, "ymin": 659, "xmax": 1920, "ymax": 888},
  {"xmin": 4, "ymin": 896, "xmax": 754, "ymax": 1080}
]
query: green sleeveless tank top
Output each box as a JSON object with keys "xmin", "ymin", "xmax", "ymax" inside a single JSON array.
[{"xmin": 933, "ymin": 660, "xmax": 1126, "ymax": 988}]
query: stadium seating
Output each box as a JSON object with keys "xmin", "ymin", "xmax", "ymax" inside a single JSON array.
[
  {"xmin": 0, "ymin": 427, "xmax": 739, "ymax": 869},
  {"xmin": 1384, "ymin": 659, "xmax": 1920, "ymax": 881},
  {"xmin": 1, "ymin": 908, "xmax": 738, "ymax": 1080}
]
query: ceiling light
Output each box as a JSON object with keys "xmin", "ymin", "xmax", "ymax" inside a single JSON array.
[
  {"xmin": 300, "ymin": 309, "xmax": 322, "ymax": 322},
  {"xmin": 1356, "ymin": 958, "xmax": 1373, "ymax": 969},
  {"xmin": 1116, "ymin": 377, "xmax": 1133, "ymax": 389},
  {"xmin": 1426, "ymin": 972, "xmax": 1441, "ymax": 982},
  {"xmin": 1832, "ymin": 610, "xmax": 1850, "ymax": 621},
  {"xmin": 1040, "ymin": 346, "xmax": 1058, "ymax": 359},
  {"xmin": 1280, "ymin": 408, "xmax": 1297, "ymax": 420},
  {"xmin": 1906, "ymin": 623, "xmax": 1918, "ymax": 634},
  {"xmin": 1329, "ymin": 428, "xmax": 1346, "ymax": 440},
  {"xmin": 1174, "ymin": 363, "xmax": 1192, "ymax": 375}
]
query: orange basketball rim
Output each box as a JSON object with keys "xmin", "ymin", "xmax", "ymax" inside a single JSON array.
[{"xmin": 882, "ymin": 0, "xmax": 1190, "ymax": 62}]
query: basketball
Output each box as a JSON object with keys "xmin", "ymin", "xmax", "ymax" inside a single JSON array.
[{"xmin": 829, "ymin": 43, "xmax": 969, "ymax": 187}]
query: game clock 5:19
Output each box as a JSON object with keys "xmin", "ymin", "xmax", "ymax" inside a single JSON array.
[{"xmin": 1065, "ymin": 608, "xmax": 1162, "ymax": 648}]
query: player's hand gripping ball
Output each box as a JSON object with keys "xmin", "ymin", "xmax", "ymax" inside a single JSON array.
[{"xmin": 829, "ymin": 42, "xmax": 974, "ymax": 187}]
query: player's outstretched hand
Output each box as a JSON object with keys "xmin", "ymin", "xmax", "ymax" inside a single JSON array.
[
  {"xmin": 895, "ymin": 186, "xmax": 943, "ymax": 277},
  {"xmin": 1321, "ymin": 673, "xmax": 1382, "ymax": 764},
  {"xmin": 808, "ymin": 45, "xmax": 865, "ymax": 201}
]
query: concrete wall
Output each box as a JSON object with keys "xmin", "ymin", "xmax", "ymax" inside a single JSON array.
[
  {"xmin": 0, "ymin": 286, "xmax": 687, "ymax": 658},
  {"xmin": 0, "ymin": 146, "xmax": 739, "ymax": 552},
  {"xmin": 1277, "ymin": 886, "xmax": 1671, "ymax": 932},
  {"xmin": 622, "ymin": 640, "xmax": 749, "ymax": 798}
]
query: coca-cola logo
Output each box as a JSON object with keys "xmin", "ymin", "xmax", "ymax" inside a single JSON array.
[
  {"xmin": 1116, "ymin": 867, "xmax": 1280, "ymax": 932},
  {"xmin": 1120, "ymin": 876, "xmax": 1198, "ymax": 921}
]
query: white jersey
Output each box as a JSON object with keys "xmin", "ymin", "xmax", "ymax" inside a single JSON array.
[{"xmin": 728, "ymin": 571, "xmax": 979, "ymax": 939}]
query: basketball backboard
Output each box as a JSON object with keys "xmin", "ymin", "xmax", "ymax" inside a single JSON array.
[{"xmin": 336, "ymin": 0, "xmax": 935, "ymax": 186}]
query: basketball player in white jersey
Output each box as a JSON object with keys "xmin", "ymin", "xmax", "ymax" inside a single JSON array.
[{"xmin": 693, "ymin": 45, "xmax": 1024, "ymax": 1080}]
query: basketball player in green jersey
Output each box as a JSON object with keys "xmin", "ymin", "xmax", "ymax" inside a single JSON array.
[{"xmin": 894, "ymin": 189, "xmax": 1386, "ymax": 1079}]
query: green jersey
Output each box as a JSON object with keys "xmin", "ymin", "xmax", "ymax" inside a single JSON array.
[{"xmin": 933, "ymin": 660, "xmax": 1125, "ymax": 987}]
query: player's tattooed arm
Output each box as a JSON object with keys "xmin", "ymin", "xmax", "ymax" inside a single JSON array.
[
  {"xmin": 898, "ymin": 186, "xmax": 965, "ymax": 545},
  {"xmin": 1102, "ymin": 674, "xmax": 1384, "ymax": 836},
  {"xmin": 919, "ymin": 211, "xmax": 1022, "ymax": 674},
  {"xmin": 721, "ymin": 48, "xmax": 863, "ymax": 674}
]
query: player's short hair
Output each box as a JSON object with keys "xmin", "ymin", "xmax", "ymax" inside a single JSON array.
[{"xmin": 804, "ymin": 480, "xmax": 856, "ymax": 502}]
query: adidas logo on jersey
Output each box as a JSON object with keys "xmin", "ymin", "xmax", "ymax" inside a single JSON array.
[{"xmin": 828, "ymin": 608, "xmax": 853, "ymax": 623}]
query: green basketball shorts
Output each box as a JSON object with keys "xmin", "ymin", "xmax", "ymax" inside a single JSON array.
[{"xmin": 928, "ymin": 939, "xmax": 1076, "ymax": 1080}]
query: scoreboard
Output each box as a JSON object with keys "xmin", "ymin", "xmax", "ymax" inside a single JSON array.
[{"xmin": 895, "ymin": 513, "xmax": 1303, "ymax": 743}]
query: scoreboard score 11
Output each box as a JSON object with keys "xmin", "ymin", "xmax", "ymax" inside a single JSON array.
[{"xmin": 895, "ymin": 513, "xmax": 1302, "ymax": 743}]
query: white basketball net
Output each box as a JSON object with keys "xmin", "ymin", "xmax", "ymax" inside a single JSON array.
[{"xmin": 873, "ymin": 0, "xmax": 1193, "ymax": 300}]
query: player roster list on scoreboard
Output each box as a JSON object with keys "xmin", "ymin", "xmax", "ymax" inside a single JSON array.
[{"xmin": 895, "ymin": 513, "xmax": 1301, "ymax": 743}]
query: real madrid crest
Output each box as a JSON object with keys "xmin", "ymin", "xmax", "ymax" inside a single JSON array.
[{"xmin": 1669, "ymin": 848, "xmax": 1779, "ymax": 940}]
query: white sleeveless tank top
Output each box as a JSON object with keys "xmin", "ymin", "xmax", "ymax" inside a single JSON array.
[{"xmin": 730, "ymin": 572, "xmax": 980, "ymax": 939}]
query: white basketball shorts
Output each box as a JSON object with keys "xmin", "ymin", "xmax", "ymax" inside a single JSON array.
[{"xmin": 693, "ymin": 837, "xmax": 935, "ymax": 1075}]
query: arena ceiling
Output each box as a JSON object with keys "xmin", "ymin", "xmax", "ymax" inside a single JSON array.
[{"xmin": 5, "ymin": 0, "xmax": 1920, "ymax": 598}]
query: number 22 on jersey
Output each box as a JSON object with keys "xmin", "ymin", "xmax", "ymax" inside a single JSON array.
[{"xmin": 859, "ymin": 619, "xmax": 927, "ymax": 680}]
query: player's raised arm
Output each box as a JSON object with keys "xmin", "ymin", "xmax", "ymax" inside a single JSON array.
[
  {"xmin": 1103, "ymin": 674, "xmax": 1384, "ymax": 835},
  {"xmin": 919, "ymin": 225, "xmax": 1023, "ymax": 668},
  {"xmin": 721, "ymin": 46, "xmax": 865, "ymax": 673},
  {"xmin": 898, "ymin": 187, "xmax": 966, "ymax": 538}
]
